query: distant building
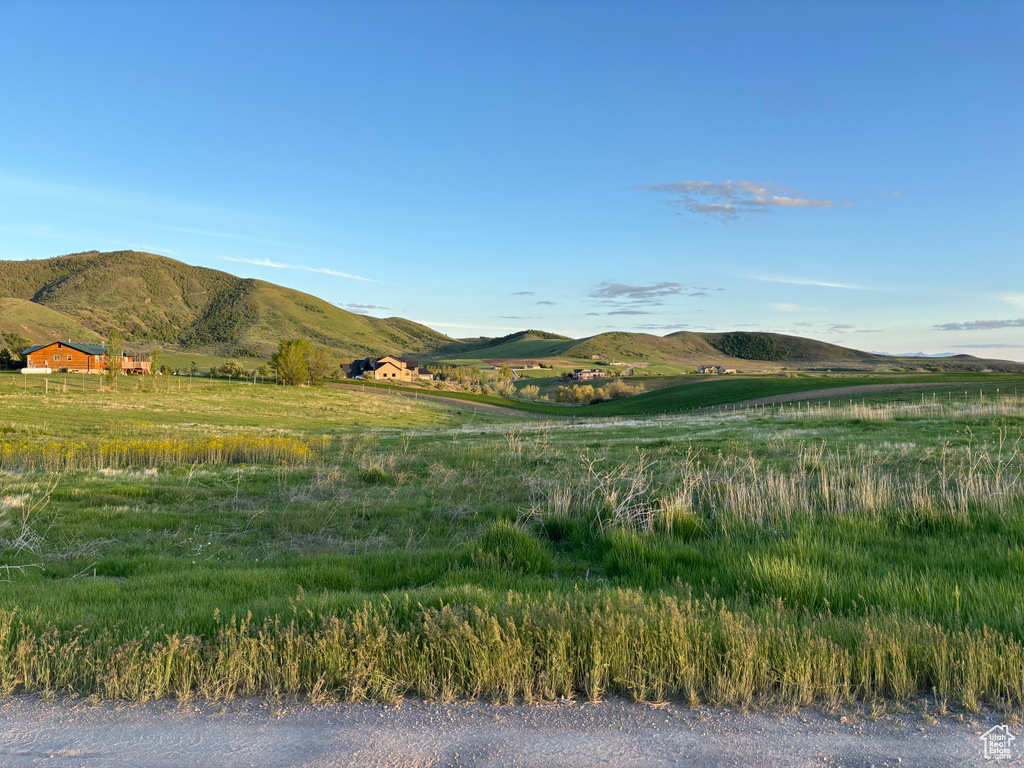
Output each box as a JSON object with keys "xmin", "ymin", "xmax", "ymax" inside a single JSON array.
[
  {"xmin": 22, "ymin": 341, "xmax": 151, "ymax": 375},
  {"xmin": 572, "ymin": 368, "xmax": 606, "ymax": 381},
  {"xmin": 342, "ymin": 355, "xmax": 431, "ymax": 382},
  {"xmin": 697, "ymin": 365, "xmax": 737, "ymax": 375}
]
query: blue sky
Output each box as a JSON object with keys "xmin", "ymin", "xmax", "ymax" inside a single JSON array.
[{"xmin": 1, "ymin": 1, "xmax": 1022, "ymax": 358}]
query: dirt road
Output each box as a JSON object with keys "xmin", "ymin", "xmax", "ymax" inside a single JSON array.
[{"xmin": 0, "ymin": 697, "xmax": 1013, "ymax": 767}]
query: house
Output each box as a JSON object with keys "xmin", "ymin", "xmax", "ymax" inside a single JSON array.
[
  {"xmin": 572, "ymin": 368, "xmax": 606, "ymax": 381},
  {"xmin": 697, "ymin": 365, "xmax": 736, "ymax": 375},
  {"xmin": 22, "ymin": 341, "xmax": 151, "ymax": 375},
  {"xmin": 343, "ymin": 355, "xmax": 429, "ymax": 382}
]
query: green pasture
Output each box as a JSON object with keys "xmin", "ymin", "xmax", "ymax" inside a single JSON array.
[{"xmin": 1, "ymin": 370, "xmax": 1023, "ymax": 709}]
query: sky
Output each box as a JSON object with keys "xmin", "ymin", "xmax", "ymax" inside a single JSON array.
[{"xmin": 1, "ymin": 1, "xmax": 1022, "ymax": 359}]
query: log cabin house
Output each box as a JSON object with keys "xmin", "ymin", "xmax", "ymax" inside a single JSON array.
[{"xmin": 22, "ymin": 341, "xmax": 151, "ymax": 374}]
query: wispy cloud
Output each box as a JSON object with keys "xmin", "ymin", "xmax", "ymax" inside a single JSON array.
[
  {"xmin": 1002, "ymin": 294, "xmax": 1024, "ymax": 309},
  {"xmin": 745, "ymin": 274, "xmax": 867, "ymax": 290},
  {"xmin": 536, "ymin": 300, "xmax": 557, "ymax": 306},
  {"xmin": 770, "ymin": 302, "xmax": 823, "ymax": 313},
  {"xmin": 335, "ymin": 302, "xmax": 388, "ymax": 315},
  {"xmin": 220, "ymin": 256, "xmax": 372, "ymax": 281},
  {"xmin": 933, "ymin": 318, "xmax": 1024, "ymax": 331},
  {"xmin": 511, "ymin": 291, "xmax": 534, "ymax": 296},
  {"xmin": 418, "ymin": 321, "xmax": 523, "ymax": 331},
  {"xmin": 591, "ymin": 281, "xmax": 685, "ymax": 302},
  {"xmin": 640, "ymin": 180, "xmax": 838, "ymax": 221},
  {"xmin": 634, "ymin": 324, "xmax": 700, "ymax": 331},
  {"xmin": 946, "ymin": 343, "xmax": 1024, "ymax": 349},
  {"xmin": 586, "ymin": 280, "xmax": 713, "ymax": 316}
]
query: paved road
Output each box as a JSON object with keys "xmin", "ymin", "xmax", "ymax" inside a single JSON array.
[{"xmin": 0, "ymin": 697, "xmax": 1014, "ymax": 767}]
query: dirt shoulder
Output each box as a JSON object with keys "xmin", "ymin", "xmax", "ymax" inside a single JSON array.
[{"xmin": 0, "ymin": 696, "xmax": 1012, "ymax": 767}]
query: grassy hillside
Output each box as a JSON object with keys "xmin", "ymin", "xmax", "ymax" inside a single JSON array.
[
  {"xmin": 433, "ymin": 331, "xmax": 581, "ymax": 361},
  {"xmin": 702, "ymin": 331, "xmax": 871, "ymax": 363},
  {"xmin": 0, "ymin": 297, "xmax": 102, "ymax": 348},
  {"xmin": 566, "ymin": 331, "xmax": 728, "ymax": 363},
  {"xmin": 0, "ymin": 250, "xmax": 453, "ymax": 357}
]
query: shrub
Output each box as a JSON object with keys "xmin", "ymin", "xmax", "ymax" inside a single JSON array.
[{"xmin": 471, "ymin": 520, "xmax": 553, "ymax": 575}]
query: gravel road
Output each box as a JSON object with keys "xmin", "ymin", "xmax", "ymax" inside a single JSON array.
[{"xmin": 1, "ymin": 697, "xmax": 1016, "ymax": 767}]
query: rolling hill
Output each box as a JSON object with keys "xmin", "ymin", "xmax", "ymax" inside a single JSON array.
[
  {"xmin": 0, "ymin": 297, "xmax": 102, "ymax": 350},
  {"xmin": 434, "ymin": 329, "xmax": 1022, "ymax": 373},
  {"xmin": 1, "ymin": 250, "xmax": 1019, "ymax": 373},
  {"xmin": 0, "ymin": 250, "xmax": 453, "ymax": 358}
]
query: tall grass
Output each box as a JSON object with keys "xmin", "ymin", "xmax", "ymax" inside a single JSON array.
[
  {"xmin": 1, "ymin": 593, "xmax": 1021, "ymax": 710},
  {"xmin": 0, "ymin": 434, "xmax": 329, "ymax": 471},
  {"xmin": 527, "ymin": 428, "xmax": 1024, "ymax": 533}
]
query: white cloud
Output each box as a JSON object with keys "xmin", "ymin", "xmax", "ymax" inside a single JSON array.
[
  {"xmin": 220, "ymin": 256, "xmax": 372, "ymax": 281},
  {"xmin": 418, "ymin": 321, "xmax": 523, "ymax": 331},
  {"xmin": 640, "ymin": 180, "xmax": 838, "ymax": 220},
  {"xmin": 1002, "ymin": 294, "xmax": 1024, "ymax": 309},
  {"xmin": 745, "ymin": 274, "xmax": 868, "ymax": 290},
  {"xmin": 933, "ymin": 318, "xmax": 1024, "ymax": 331},
  {"xmin": 769, "ymin": 302, "xmax": 822, "ymax": 313}
]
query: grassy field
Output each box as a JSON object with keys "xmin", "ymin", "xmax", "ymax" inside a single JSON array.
[
  {"xmin": 346, "ymin": 372, "xmax": 1024, "ymax": 418},
  {"xmin": 0, "ymin": 370, "xmax": 1022, "ymax": 712},
  {"xmin": 160, "ymin": 352, "xmax": 270, "ymax": 372}
]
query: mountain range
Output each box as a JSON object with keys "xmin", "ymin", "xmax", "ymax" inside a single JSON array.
[{"xmin": 1, "ymin": 250, "xmax": 1020, "ymax": 372}]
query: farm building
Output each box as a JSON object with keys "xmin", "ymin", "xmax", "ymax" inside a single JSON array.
[
  {"xmin": 22, "ymin": 341, "xmax": 151, "ymax": 374},
  {"xmin": 572, "ymin": 368, "xmax": 606, "ymax": 381},
  {"xmin": 342, "ymin": 355, "xmax": 432, "ymax": 382},
  {"xmin": 697, "ymin": 365, "xmax": 737, "ymax": 375}
]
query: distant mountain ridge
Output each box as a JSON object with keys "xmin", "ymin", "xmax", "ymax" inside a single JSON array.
[
  {"xmin": 0, "ymin": 250, "xmax": 452, "ymax": 357},
  {"xmin": 1, "ymin": 250, "xmax": 1020, "ymax": 372}
]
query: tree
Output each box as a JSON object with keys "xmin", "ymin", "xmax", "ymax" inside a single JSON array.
[
  {"xmin": 105, "ymin": 330, "xmax": 124, "ymax": 388},
  {"xmin": 189, "ymin": 360, "xmax": 199, "ymax": 377},
  {"xmin": 150, "ymin": 348, "xmax": 163, "ymax": 376},
  {"xmin": 217, "ymin": 358, "xmax": 247, "ymax": 379},
  {"xmin": 255, "ymin": 363, "xmax": 272, "ymax": 378},
  {"xmin": 272, "ymin": 338, "xmax": 311, "ymax": 386},
  {"xmin": 0, "ymin": 348, "xmax": 11, "ymax": 370},
  {"xmin": 5, "ymin": 333, "xmax": 29, "ymax": 365},
  {"xmin": 305, "ymin": 344, "xmax": 337, "ymax": 386},
  {"xmin": 498, "ymin": 363, "xmax": 514, "ymax": 382}
]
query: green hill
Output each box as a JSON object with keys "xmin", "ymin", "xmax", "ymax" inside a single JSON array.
[
  {"xmin": 437, "ymin": 328, "xmax": 1021, "ymax": 373},
  {"xmin": 0, "ymin": 297, "xmax": 103, "ymax": 349},
  {"xmin": 437, "ymin": 330, "xmax": 580, "ymax": 360},
  {"xmin": 0, "ymin": 250, "xmax": 453, "ymax": 357}
]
